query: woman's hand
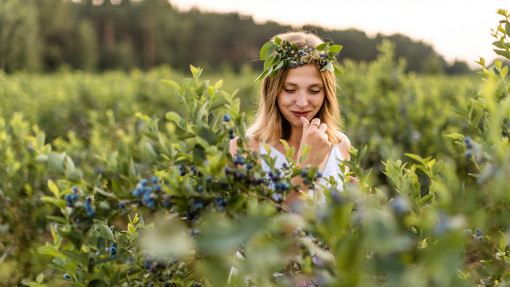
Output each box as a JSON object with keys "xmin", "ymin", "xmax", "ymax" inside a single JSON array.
[{"xmin": 296, "ymin": 117, "xmax": 331, "ymax": 168}]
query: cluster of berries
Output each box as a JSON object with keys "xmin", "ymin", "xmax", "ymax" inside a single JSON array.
[
  {"xmin": 215, "ymin": 196, "xmax": 228, "ymax": 211},
  {"xmin": 84, "ymin": 197, "xmax": 95, "ymax": 216},
  {"xmin": 300, "ymin": 169, "xmax": 322, "ymax": 185},
  {"xmin": 132, "ymin": 177, "xmax": 162, "ymax": 209},
  {"xmin": 225, "ymin": 160, "xmax": 264, "ymax": 186},
  {"xmin": 65, "ymin": 186, "xmax": 80, "ymax": 207},
  {"xmin": 465, "ymin": 135, "xmax": 474, "ymax": 158},
  {"xmin": 222, "ymin": 113, "xmax": 236, "ymax": 139},
  {"xmin": 141, "ymin": 257, "xmax": 189, "ymax": 286},
  {"xmin": 110, "ymin": 243, "xmax": 117, "ymax": 259},
  {"xmin": 463, "ymin": 228, "xmax": 484, "ymax": 241}
]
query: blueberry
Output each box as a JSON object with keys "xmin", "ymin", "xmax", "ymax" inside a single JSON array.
[
  {"xmin": 179, "ymin": 170, "xmax": 186, "ymax": 176},
  {"xmin": 154, "ymin": 184, "xmax": 162, "ymax": 192},
  {"xmin": 71, "ymin": 186, "xmax": 78, "ymax": 192},
  {"xmin": 140, "ymin": 179, "xmax": 149, "ymax": 186},
  {"xmin": 133, "ymin": 188, "xmax": 142, "ymax": 197},
  {"xmin": 465, "ymin": 136, "xmax": 473, "ymax": 149},
  {"xmin": 152, "ymin": 176, "xmax": 159, "ymax": 184},
  {"xmin": 64, "ymin": 274, "xmax": 70, "ymax": 280},
  {"xmin": 234, "ymin": 155, "xmax": 244, "ymax": 165},
  {"xmin": 85, "ymin": 197, "xmax": 92, "ymax": 204},
  {"xmin": 301, "ymin": 169, "xmax": 308, "ymax": 177},
  {"xmin": 71, "ymin": 194, "xmax": 79, "ymax": 202},
  {"xmin": 118, "ymin": 202, "xmax": 125, "ymax": 209},
  {"xmin": 144, "ymin": 261, "xmax": 151, "ymax": 269},
  {"xmin": 315, "ymin": 171, "xmax": 322, "ymax": 179},
  {"xmin": 96, "ymin": 251, "xmax": 101, "ymax": 255},
  {"xmin": 206, "ymin": 176, "xmax": 213, "ymax": 182},
  {"xmin": 87, "ymin": 210, "xmax": 96, "ymax": 217},
  {"xmin": 465, "ymin": 150, "xmax": 472, "ymax": 158},
  {"xmin": 223, "ymin": 114, "xmax": 231, "ymax": 122},
  {"xmin": 246, "ymin": 163, "xmax": 253, "ymax": 170},
  {"xmin": 147, "ymin": 200, "xmax": 156, "ymax": 208}
]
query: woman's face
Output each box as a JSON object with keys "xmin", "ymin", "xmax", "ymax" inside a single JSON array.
[{"xmin": 277, "ymin": 64, "xmax": 325, "ymax": 130}]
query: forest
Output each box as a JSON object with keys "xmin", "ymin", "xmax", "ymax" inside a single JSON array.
[{"xmin": 0, "ymin": 0, "xmax": 471, "ymax": 74}]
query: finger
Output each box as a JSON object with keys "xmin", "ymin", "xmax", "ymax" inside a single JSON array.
[
  {"xmin": 300, "ymin": 117, "xmax": 310, "ymax": 131},
  {"xmin": 318, "ymin": 123, "xmax": 327, "ymax": 133},
  {"xmin": 310, "ymin": 118, "xmax": 321, "ymax": 127},
  {"xmin": 347, "ymin": 176, "xmax": 359, "ymax": 184}
]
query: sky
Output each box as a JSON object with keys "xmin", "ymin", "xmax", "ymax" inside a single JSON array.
[{"xmin": 170, "ymin": 0, "xmax": 509, "ymax": 68}]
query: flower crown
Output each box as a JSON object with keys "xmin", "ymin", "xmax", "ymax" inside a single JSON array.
[{"xmin": 256, "ymin": 36, "xmax": 343, "ymax": 81}]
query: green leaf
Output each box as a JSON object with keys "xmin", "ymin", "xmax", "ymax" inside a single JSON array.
[
  {"xmin": 497, "ymin": 9, "xmax": 508, "ymax": 17},
  {"xmin": 329, "ymin": 45, "xmax": 343, "ymax": 53},
  {"xmin": 161, "ymin": 79, "xmax": 180, "ymax": 91},
  {"xmin": 445, "ymin": 133, "xmax": 465, "ymax": 141},
  {"xmin": 98, "ymin": 224, "xmax": 114, "ymax": 241},
  {"xmin": 66, "ymin": 169, "xmax": 83, "ymax": 182},
  {"xmin": 315, "ymin": 42, "xmax": 329, "ymax": 51},
  {"xmin": 494, "ymin": 49, "xmax": 510, "ymax": 60},
  {"xmin": 334, "ymin": 65, "xmax": 342, "ymax": 75},
  {"xmin": 47, "ymin": 215, "xmax": 67, "ymax": 224},
  {"xmin": 492, "ymin": 41, "xmax": 508, "ymax": 50},
  {"xmin": 500, "ymin": 66, "xmax": 508, "ymax": 79},
  {"xmin": 166, "ymin": 112, "xmax": 181, "ymax": 124},
  {"xmin": 48, "ymin": 152, "xmax": 66, "ymax": 174},
  {"xmin": 404, "ymin": 153, "xmax": 425, "ymax": 165},
  {"xmin": 41, "ymin": 197, "xmax": 66, "ymax": 208},
  {"xmin": 47, "ymin": 180, "xmax": 59, "ymax": 197},
  {"xmin": 324, "ymin": 62, "xmax": 334, "ymax": 72},
  {"xmin": 274, "ymin": 37, "xmax": 282, "ymax": 45},
  {"xmin": 259, "ymin": 42, "xmax": 274, "ymax": 60},
  {"xmin": 190, "ymin": 65, "xmax": 202, "ymax": 79},
  {"xmin": 36, "ymin": 273, "xmax": 44, "ymax": 284}
]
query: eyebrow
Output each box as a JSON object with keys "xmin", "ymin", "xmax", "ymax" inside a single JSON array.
[{"xmin": 283, "ymin": 82, "xmax": 324, "ymax": 87}]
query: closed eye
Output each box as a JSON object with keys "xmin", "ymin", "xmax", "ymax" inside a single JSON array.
[
  {"xmin": 284, "ymin": 89, "xmax": 296, "ymax": 93},
  {"xmin": 310, "ymin": 90, "xmax": 321, "ymax": 94}
]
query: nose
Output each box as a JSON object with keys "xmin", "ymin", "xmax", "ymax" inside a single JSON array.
[{"xmin": 295, "ymin": 91, "xmax": 308, "ymax": 107}]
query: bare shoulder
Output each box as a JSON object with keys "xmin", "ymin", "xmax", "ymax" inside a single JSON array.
[
  {"xmin": 336, "ymin": 131, "xmax": 351, "ymax": 161},
  {"xmin": 229, "ymin": 136, "xmax": 260, "ymax": 156}
]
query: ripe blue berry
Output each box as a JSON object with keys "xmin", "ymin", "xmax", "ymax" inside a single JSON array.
[
  {"xmin": 87, "ymin": 210, "xmax": 96, "ymax": 217},
  {"xmin": 223, "ymin": 114, "xmax": 231, "ymax": 122},
  {"xmin": 140, "ymin": 179, "xmax": 149, "ymax": 186},
  {"xmin": 152, "ymin": 176, "xmax": 159, "ymax": 184},
  {"xmin": 118, "ymin": 202, "xmax": 125, "ymax": 209},
  {"xmin": 154, "ymin": 184, "xmax": 162, "ymax": 192},
  {"xmin": 96, "ymin": 251, "xmax": 101, "ymax": 256},
  {"xmin": 64, "ymin": 274, "xmax": 70, "ymax": 280}
]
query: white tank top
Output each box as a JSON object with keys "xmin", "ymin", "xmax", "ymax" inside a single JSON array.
[{"xmin": 259, "ymin": 143, "xmax": 344, "ymax": 204}]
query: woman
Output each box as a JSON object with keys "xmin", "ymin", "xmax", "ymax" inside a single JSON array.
[{"xmin": 230, "ymin": 31, "xmax": 352, "ymax": 206}]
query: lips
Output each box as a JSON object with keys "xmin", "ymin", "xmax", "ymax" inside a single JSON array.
[{"xmin": 291, "ymin": 111, "xmax": 311, "ymax": 118}]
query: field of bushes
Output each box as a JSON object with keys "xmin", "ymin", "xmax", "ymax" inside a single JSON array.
[{"xmin": 0, "ymin": 12, "xmax": 509, "ymax": 286}]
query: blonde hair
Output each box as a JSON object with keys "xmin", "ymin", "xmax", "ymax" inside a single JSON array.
[{"xmin": 247, "ymin": 31, "xmax": 342, "ymax": 145}]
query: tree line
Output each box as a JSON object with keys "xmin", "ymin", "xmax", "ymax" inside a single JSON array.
[{"xmin": 0, "ymin": 0, "xmax": 472, "ymax": 74}]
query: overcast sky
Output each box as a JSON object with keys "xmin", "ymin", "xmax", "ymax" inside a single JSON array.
[{"xmin": 170, "ymin": 0, "xmax": 509, "ymax": 67}]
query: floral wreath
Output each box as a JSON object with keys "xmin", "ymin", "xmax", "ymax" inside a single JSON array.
[{"xmin": 256, "ymin": 36, "xmax": 343, "ymax": 81}]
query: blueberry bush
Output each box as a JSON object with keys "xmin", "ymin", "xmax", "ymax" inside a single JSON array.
[{"xmin": 1, "ymin": 8, "xmax": 509, "ymax": 287}]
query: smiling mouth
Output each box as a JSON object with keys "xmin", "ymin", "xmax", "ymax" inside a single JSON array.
[{"xmin": 291, "ymin": 111, "xmax": 311, "ymax": 118}]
